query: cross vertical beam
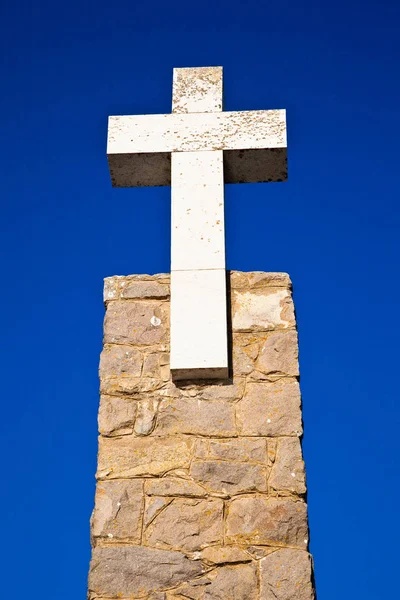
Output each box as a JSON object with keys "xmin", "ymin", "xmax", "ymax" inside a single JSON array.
[{"xmin": 170, "ymin": 67, "xmax": 228, "ymax": 379}]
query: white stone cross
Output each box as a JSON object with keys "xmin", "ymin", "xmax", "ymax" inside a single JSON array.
[{"xmin": 107, "ymin": 67, "xmax": 287, "ymax": 380}]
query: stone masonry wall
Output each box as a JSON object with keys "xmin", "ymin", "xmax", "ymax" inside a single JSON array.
[{"xmin": 88, "ymin": 271, "xmax": 315, "ymax": 600}]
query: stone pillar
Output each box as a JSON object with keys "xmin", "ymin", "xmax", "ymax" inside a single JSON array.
[{"xmin": 88, "ymin": 271, "xmax": 315, "ymax": 600}]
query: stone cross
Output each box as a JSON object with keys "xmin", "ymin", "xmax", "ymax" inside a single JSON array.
[{"xmin": 107, "ymin": 67, "xmax": 287, "ymax": 380}]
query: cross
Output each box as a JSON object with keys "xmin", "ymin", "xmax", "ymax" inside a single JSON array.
[{"xmin": 107, "ymin": 67, "xmax": 287, "ymax": 380}]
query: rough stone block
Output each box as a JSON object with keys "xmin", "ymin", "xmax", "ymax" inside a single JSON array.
[
  {"xmin": 168, "ymin": 563, "xmax": 258, "ymax": 599},
  {"xmin": 143, "ymin": 497, "xmax": 224, "ymax": 552},
  {"xmin": 89, "ymin": 546, "xmax": 203, "ymax": 597},
  {"xmin": 225, "ymin": 497, "xmax": 309, "ymax": 548},
  {"xmin": 256, "ymin": 330, "xmax": 299, "ymax": 377},
  {"xmin": 236, "ymin": 380, "xmax": 302, "ymax": 436},
  {"xmin": 190, "ymin": 459, "xmax": 267, "ymax": 495},
  {"xmin": 98, "ymin": 395, "xmax": 137, "ymax": 437},
  {"xmin": 232, "ymin": 287, "xmax": 295, "ymax": 332},
  {"xmin": 104, "ymin": 300, "xmax": 169, "ymax": 345},
  {"xmin": 97, "ymin": 436, "xmax": 193, "ymax": 479},
  {"xmin": 91, "ymin": 480, "xmax": 143, "ymax": 542},
  {"xmin": 269, "ymin": 437, "xmax": 307, "ymax": 496},
  {"xmin": 260, "ymin": 548, "xmax": 315, "ymax": 600}
]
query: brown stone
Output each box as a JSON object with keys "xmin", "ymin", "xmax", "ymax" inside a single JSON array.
[
  {"xmin": 143, "ymin": 498, "xmax": 223, "ymax": 552},
  {"xmin": 232, "ymin": 288, "xmax": 295, "ymax": 332},
  {"xmin": 155, "ymin": 397, "xmax": 236, "ymax": 437},
  {"xmin": 269, "ymin": 437, "xmax": 306, "ymax": 496},
  {"xmin": 143, "ymin": 352, "xmax": 170, "ymax": 380},
  {"xmin": 236, "ymin": 380, "xmax": 302, "ymax": 436},
  {"xmin": 144, "ymin": 496, "xmax": 172, "ymax": 526},
  {"xmin": 208, "ymin": 438, "xmax": 267, "ymax": 463},
  {"xmin": 190, "ymin": 460, "xmax": 267, "ymax": 495},
  {"xmin": 121, "ymin": 279, "xmax": 170, "ymax": 299},
  {"xmin": 91, "ymin": 480, "xmax": 143, "ymax": 542},
  {"xmin": 89, "ymin": 546, "xmax": 203, "ymax": 597},
  {"xmin": 260, "ymin": 548, "xmax": 315, "ymax": 599},
  {"xmin": 230, "ymin": 271, "xmax": 291, "ymax": 290},
  {"xmin": 99, "ymin": 343, "xmax": 142, "ymax": 379},
  {"xmin": 134, "ymin": 398, "xmax": 160, "ymax": 435},
  {"xmin": 97, "ymin": 436, "xmax": 193, "ymax": 479},
  {"xmin": 232, "ymin": 344, "xmax": 255, "ymax": 375},
  {"xmin": 200, "ymin": 546, "xmax": 251, "ymax": 564},
  {"xmin": 255, "ymin": 330, "xmax": 299, "ymax": 377},
  {"xmin": 226, "ymin": 497, "xmax": 309, "ymax": 548},
  {"xmin": 145, "ymin": 477, "xmax": 207, "ymax": 497},
  {"xmin": 104, "ymin": 300, "xmax": 169, "ymax": 345},
  {"xmin": 168, "ymin": 564, "xmax": 258, "ymax": 600},
  {"xmin": 98, "ymin": 395, "xmax": 137, "ymax": 436}
]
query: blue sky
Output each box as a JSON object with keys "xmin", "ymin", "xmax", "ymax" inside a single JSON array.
[{"xmin": 1, "ymin": 1, "xmax": 399, "ymax": 598}]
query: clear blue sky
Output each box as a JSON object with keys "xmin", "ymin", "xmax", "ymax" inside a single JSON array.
[{"xmin": 1, "ymin": 1, "xmax": 399, "ymax": 598}]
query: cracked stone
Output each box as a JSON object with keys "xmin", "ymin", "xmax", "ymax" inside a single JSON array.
[
  {"xmin": 226, "ymin": 497, "xmax": 309, "ymax": 548},
  {"xmin": 190, "ymin": 460, "xmax": 267, "ymax": 495},
  {"xmin": 134, "ymin": 398, "xmax": 160, "ymax": 435},
  {"xmin": 91, "ymin": 479, "xmax": 143, "ymax": 542}
]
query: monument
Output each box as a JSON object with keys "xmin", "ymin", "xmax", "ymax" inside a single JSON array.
[{"xmin": 88, "ymin": 67, "xmax": 316, "ymax": 600}]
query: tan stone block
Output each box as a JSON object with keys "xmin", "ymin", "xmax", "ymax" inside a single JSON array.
[
  {"xmin": 260, "ymin": 548, "xmax": 315, "ymax": 600},
  {"xmin": 144, "ymin": 496, "xmax": 172, "ymax": 527},
  {"xmin": 89, "ymin": 546, "xmax": 202, "ymax": 597},
  {"xmin": 200, "ymin": 545, "xmax": 251, "ymax": 564},
  {"xmin": 232, "ymin": 344, "xmax": 255, "ymax": 375},
  {"xmin": 155, "ymin": 397, "xmax": 236, "ymax": 437},
  {"xmin": 120, "ymin": 279, "xmax": 169, "ymax": 299},
  {"xmin": 134, "ymin": 398, "xmax": 160, "ymax": 435},
  {"xmin": 98, "ymin": 395, "xmax": 137, "ymax": 437},
  {"xmin": 179, "ymin": 379, "xmax": 245, "ymax": 401},
  {"xmin": 145, "ymin": 477, "xmax": 207, "ymax": 498},
  {"xmin": 269, "ymin": 437, "xmax": 306, "ymax": 496},
  {"xmin": 91, "ymin": 480, "xmax": 143, "ymax": 541},
  {"xmin": 190, "ymin": 460, "xmax": 267, "ymax": 495},
  {"xmin": 104, "ymin": 300, "xmax": 169, "ymax": 345},
  {"xmin": 97, "ymin": 436, "xmax": 193, "ymax": 479},
  {"xmin": 99, "ymin": 344, "xmax": 142, "ymax": 379},
  {"xmin": 101, "ymin": 376, "xmax": 166, "ymax": 396},
  {"xmin": 236, "ymin": 380, "xmax": 302, "ymax": 436},
  {"xmin": 255, "ymin": 330, "xmax": 299, "ymax": 377},
  {"xmin": 168, "ymin": 564, "xmax": 258, "ymax": 600},
  {"xmin": 143, "ymin": 497, "xmax": 223, "ymax": 552},
  {"xmin": 208, "ymin": 438, "xmax": 267, "ymax": 463},
  {"xmin": 226, "ymin": 497, "xmax": 309, "ymax": 548},
  {"xmin": 230, "ymin": 271, "xmax": 291, "ymax": 290},
  {"xmin": 232, "ymin": 288, "xmax": 295, "ymax": 332}
]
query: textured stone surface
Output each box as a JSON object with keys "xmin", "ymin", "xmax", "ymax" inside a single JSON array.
[
  {"xmin": 104, "ymin": 300, "xmax": 169, "ymax": 345},
  {"xmin": 260, "ymin": 548, "xmax": 315, "ymax": 600},
  {"xmin": 168, "ymin": 564, "xmax": 258, "ymax": 600},
  {"xmin": 89, "ymin": 546, "xmax": 203, "ymax": 597},
  {"xmin": 226, "ymin": 497, "xmax": 309, "ymax": 548},
  {"xmin": 236, "ymin": 380, "xmax": 302, "ymax": 436},
  {"xmin": 269, "ymin": 437, "xmax": 307, "ymax": 496},
  {"xmin": 232, "ymin": 288, "xmax": 295, "ymax": 332},
  {"xmin": 155, "ymin": 396, "xmax": 236, "ymax": 437},
  {"xmin": 143, "ymin": 497, "xmax": 224, "ymax": 551},
  {"xmin": 88, "ymin": 271, "xmax": 315, "ymax": 600},
  {"xmin": 91, "ymin": 480, "xmax": 143, "ymax": 542},
  {"xmin": 190, "ymin": 460, "xmax": 267, "ymax": 495},
  {"xmin": 97, "ymin": 436, "xmax": 193, "ymax": 478}
]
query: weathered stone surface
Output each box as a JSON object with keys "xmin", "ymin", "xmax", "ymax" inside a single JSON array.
[
  {"xmin": 207, "ymin": 438, "xmax": 267, "ymax": 463},
  {"xmin": 256, "ymin": 330, "xmax": 299, "ymax": 377},
  {"xmin": 143, "ymin": 352, "xmax": 170, "ymax": 380},
  {"xmin": 91, "ymin": 480, "xmax": 143, "ymax": 541},
  {"xmin": 104, "ymin": 300, "xmax": 169, "ymax": 345},
  {"xmin": 89, "ymin": 546, "xmax": 203, "ymax": 597},
  {"xmin": 232, "ymin": 344, "xmax": 255, "ymax": 375},
  {"xmin": 144, "ymin": 496, "xmax": 171, "ymax": 527},
  {"xmin": 145, "ymin": 477, "xmax": 207, "ymax": 497},
  {"xmin": 143, "ymin": 498, "xmax": 223, "ymax": 552},
  {"xmin": 104, "ymin": 274, "xmax": 170, "ymax": 302},
  {"xmin": 99, "ymin": 344, "xmax": 142, "ymax": 379},
  {"xmin": 121, "ymin": 280, "xmax": 169, "ymax": 299},
  {"xmin": 134, "ymin": 398, "xmax": 160, "ymax": 435},
  {"xmin": 236, "ymin": 380, "xmax": 302, "ymax": 436},
  {"xmin": 155, "ymin": 397, "xmax": 236, "ymax": 437},
  {"xmin": 179, "ymin": 379, "xmax": 245, "ymax": 402},
  {"xmin": 260, "ymin": 548, "xmax": 315, "ymax": 600},
  {"xmin": 168, "ymin": 564, "xmax": 258, "ymax": 600},
  {"xmin": 98, "ymin": 395, "xmax": 137, "ymax": 436},
  {"xmin": 200, "ymin": 545, "xmax": 252, "ymax": 564},
  {"xmin": 97, "ymin": 436, "xmax": 193, "ymax": 479},
  {"xmin": 190, "ymin": 460, "xmax": 267, "ymax": 495},
  {"xmin": 269, "ymin": 437, "xmax": 306, "ymax": 496},
  {"xmin": 230, "ymin": 271, "xmax": 291, "ymax": 290},
  {"xmin": 232, "ymin": 288, "xmax": 295, "ymax": 332},
  {"xmin": 226, "ymin": 497, "xmax": 309, "ymax": 548},
  {"xmin": 101, "ymin": 376, "xmax": 167, "ymax": 396}
]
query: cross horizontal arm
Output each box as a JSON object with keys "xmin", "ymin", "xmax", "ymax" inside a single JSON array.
[{"xmin": 107, "ymin": 110, "xmax": 287, "ymax": 187}]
